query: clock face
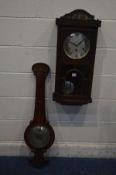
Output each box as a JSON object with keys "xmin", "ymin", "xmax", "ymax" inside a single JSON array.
[
  {"xmin": 28, "ymin": 126, "xmax": 50, "ymax": 149},
  {"xmin": 63, "ymin": 33, "xmax": 90, "ymax": 59}
]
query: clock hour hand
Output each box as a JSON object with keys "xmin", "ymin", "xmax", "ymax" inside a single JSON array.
[{"xmin": 70, "ymin": 40, "xmax": 84, "ymax": 47}]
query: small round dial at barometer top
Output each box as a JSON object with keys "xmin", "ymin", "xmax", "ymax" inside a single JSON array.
[{"xmin": 63, "ymin": 32, "xmax": 90, "ymax": 59}]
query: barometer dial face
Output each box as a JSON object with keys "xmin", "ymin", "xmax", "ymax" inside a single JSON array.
[{"xmin": 28, "ymin": 126, "xmax": 51, "ymax": 149}]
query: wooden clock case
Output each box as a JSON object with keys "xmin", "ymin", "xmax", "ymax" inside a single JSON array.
[{"xmin": 53, "ymin": 9, "xmax": 101, "ymax": 105}]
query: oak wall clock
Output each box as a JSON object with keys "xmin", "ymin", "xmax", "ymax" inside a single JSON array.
[
  {"xmin": 53, "ymin": 9, "xmax": 101, "ymax": 105},
  {"xmin": 24, "ymin": 63, "xmax": 55, "ymax": 167}
]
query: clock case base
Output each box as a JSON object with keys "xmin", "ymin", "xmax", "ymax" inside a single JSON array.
[{"xmin": 53, "ymin": 93, "xmax": 92, "ymax": 105}]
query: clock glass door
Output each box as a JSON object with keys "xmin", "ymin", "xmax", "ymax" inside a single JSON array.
[{"xmin": 63, "ymin": 32, "xmax": 90, "ymax": 59}]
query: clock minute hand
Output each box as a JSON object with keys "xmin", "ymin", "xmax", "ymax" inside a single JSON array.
[
  {"xmin": 70, "ymin": 41, "xmax": 77, "ymax": 47},
  {"xmin": 76, "ymin": 40, "xmax": 84, "ymax": 47}
]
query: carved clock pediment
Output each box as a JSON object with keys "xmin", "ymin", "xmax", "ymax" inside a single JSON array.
[
  {"xmin": 56, "ymin": 9, "xmax": 101, "ymax": 27},
  {"xmin": 59, "ymin": 9, "xmax": 94, "ymax": 20}
]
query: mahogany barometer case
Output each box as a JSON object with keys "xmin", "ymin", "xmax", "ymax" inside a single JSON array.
[{"xmin": 53, "ymin": 9, "xmax": 101, "ymax": 105}]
